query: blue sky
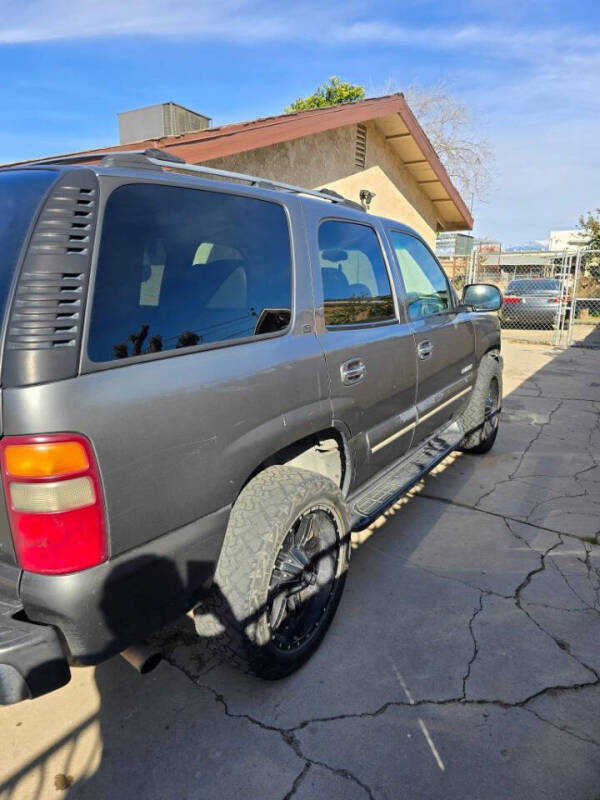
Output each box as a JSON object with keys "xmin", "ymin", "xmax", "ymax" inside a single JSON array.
[{"xmin": 1, "ymin": 0, "xmax": 598, "ymax": 245}]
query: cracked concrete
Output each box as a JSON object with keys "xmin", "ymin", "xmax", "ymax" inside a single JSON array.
[
  {"xmin": 294, "ymin": 701, "xmax": 600, "ymax": 800},
  {"xmin": 1, "ymin": 341, "xmax": 599, "ymax": 800},
  {"xmin": 465, "ymin": 594, "xmax": 595, "ymax": 703}
]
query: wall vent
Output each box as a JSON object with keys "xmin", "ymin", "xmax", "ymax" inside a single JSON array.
[{"xmin": 355, "ymin": 124, "xmax": 367, "ymax": 169}]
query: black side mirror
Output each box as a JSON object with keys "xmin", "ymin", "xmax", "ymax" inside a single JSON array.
[{"xmin": 462, "ymin": 283, "xmax": 503, "ymax": 312}]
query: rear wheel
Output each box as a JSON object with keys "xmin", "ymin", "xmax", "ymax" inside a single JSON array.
[
  {"xmin": 459, "ymin": 352, "xmax": 502, "ymax": 454},
  {"xmin": 194, "ymin": 466, "xmax": 350, "ymax": 679}
]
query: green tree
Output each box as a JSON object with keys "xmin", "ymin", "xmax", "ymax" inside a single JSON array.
[
  {"xmin": 578, "ymin": 208, "xmax": 600, "ymax": 283},
  {"xmin": 285, "ymin": 77, "xmax": 365, "ymax": 113},
  {"xmin": 578, "ymin": 208, "xmax": 600, "ymax": 250}
]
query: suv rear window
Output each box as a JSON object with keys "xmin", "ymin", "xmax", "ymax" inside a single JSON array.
[
  {"xmin": 88, "ymin": 184, "xmax": 292, "ymax": 362},
  {"xmin": 507, "ymin": 279, "xmax": 560, "ymax": 293},
  {"xmin": 0, "ymin": 169, "xmax": 56, "ymax": 317}
]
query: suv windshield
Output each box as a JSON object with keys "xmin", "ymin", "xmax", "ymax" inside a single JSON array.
[{"xmin": 0, "ymin": 169, "xmax": 56, "ymax": 316}]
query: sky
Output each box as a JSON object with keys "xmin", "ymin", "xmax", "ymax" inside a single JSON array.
[{"xmin": 0, "ymin": 0, "xmax": 598, "ymax": 246}]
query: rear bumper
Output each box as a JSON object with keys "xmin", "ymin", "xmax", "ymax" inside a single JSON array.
[
  {"xmin": 0, "ymin": 598, "xmax": 70, "ymax": 705},
  {"xmin": 20, "ymin": 504, "xmax": 230, "ymax": 666},
  {"xmin": 0, "ymin": 505, "xmax": 229, "ymax": 704}
]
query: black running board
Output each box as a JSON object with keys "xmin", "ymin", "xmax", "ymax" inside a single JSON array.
[{"xmin": 348, "ymin": 422, "xmax": 464, "ymax": 531}]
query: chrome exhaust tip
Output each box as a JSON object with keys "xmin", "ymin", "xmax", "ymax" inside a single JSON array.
[{"xmin": 120, "ymin": 643, "xmax": 162, "ymax": 675}]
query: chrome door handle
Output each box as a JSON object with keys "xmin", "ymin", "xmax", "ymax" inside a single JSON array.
[
  {"xmin": 417, "ymin": 340, "xmax": 433, "ymax": 360},
  {"xmin": 341, "ymin": 358, "xmax": 366, "ymax": 385}
]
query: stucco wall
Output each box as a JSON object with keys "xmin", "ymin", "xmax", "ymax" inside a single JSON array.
[{"xmin": 204, "ymin": 122, "xmax": 440, "ymax": 246}]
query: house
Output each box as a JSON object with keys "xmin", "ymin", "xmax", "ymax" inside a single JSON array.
[
  {"xmin": 10, "ymin": 95, "xmax": 473, "ymax": 247},
  {"xmin": 549, "ymin": 229, "xmax": 589, "ymax": 252}
]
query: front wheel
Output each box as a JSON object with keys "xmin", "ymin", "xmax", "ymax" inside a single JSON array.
[
  {"xmin": 459, "ymin": 352, "xmax": 502, "ymax": 454},
  {"xmin": 194, "ymin": 466, "xmax": 350, "ymax": 679}
]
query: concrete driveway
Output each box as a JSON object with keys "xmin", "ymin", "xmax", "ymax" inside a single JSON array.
[{"xmin": 1, "ymin": 341, "xmax": 599, "ymax": 800}]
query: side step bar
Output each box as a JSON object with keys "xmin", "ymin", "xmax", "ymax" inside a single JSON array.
[{"xmin": 348, "ymin": 423, "xmax": 464, "ymax": 531}]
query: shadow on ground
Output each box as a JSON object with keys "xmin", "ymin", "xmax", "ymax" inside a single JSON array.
[{"xmin": 1, "ymin": 341, "xmax": 599, "ymax": 800}]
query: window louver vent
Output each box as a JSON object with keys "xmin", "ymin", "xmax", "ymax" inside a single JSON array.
[
  {"xmin": 5, "ymin": 174, "xmax": 98, "ymax": 367},
  {"xmin": 7, "ymin": 270, "xmax": 83, "ymax": 349},
  {"xmin": 28, "ymin": 186, "xmax": 96, "ymax": 257},
  {"xmin": 355, "ymin": 124, "xmax": 367, "ymax": 169}
]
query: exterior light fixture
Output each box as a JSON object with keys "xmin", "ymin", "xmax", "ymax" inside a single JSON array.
[{"xmin": 360, "ymin": 189, "xmax": 376, "ymax": 211}]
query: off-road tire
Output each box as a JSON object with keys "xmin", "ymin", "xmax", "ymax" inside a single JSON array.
[
  {"xmin": 194, "ymin": 466, "xmax": 350, "ymax": 679},
  {"xmin": 458, "ymin": 351, "xmax": 502, "ymax": 454}
]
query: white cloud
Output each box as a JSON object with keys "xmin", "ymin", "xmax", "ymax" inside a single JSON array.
[
  {"xmin": 2, "ymin": 0, "xmax": 597, "ymax": 245},
  {"xmin": 0, "ymin": 0, "xmax": 291, "ymax": 43},
  {"xmin": 2, "ymin": 0, "xmax": 599, "ymax": 62}
]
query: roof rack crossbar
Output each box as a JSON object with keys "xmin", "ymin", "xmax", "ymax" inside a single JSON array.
[{"xmin": 145, "ymin": 156, "xmax": 350, "ymax": 205}]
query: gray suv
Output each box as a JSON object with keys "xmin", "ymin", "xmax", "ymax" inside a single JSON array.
[{"xmin": 0, "ymin": 149, "xmax": 502, "ymax": 703}]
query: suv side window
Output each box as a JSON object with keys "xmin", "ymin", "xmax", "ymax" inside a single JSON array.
[
  {"xmin": 318, "ymin": 220, "xmax": 395, "ymax": 326},
  {"xmin": 88, "ymin": 184, "xmax": 292, "ymax": 362},
  {"xmin": 390, "ymin": 231, "xmax": 452, "ymax": 320}
]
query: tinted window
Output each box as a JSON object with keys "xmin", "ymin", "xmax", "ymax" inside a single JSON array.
[
  {"xmin": 318, "ymin": 221, "xmax": 395, "ymax": 325},
  {"xmin": 391, "ymin": 231, "xmax": 451, "ymax": 320},
  {"xmin": 507, "ymin": 279, "xmax": 560, "ymax": 294},
  {"xmin": 0, "ymin": 170, "xmax": 56, "ymax": 317},
  {"xmin": 88, "ymin": 184, "xmax": 292, "ymax": 362}
]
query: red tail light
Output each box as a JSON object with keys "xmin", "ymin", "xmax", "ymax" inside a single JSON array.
[
  {"xmin": 503, "ymin": 296, "xmax": 521, "ymax": 304},
  {"xmin": 0, "ymin": 434, "xmax": 107, "ymax": 574},
  {"xmin": 549, "ymin": 297, "xmax": 559, "ymax": 304}
]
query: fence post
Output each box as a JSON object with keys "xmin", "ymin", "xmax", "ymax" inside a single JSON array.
[
  {"xmin": 566, "ymin": 249, "xmax": 583, "ymax": 347},
  {"xmin": 553, "ymin": 251, "xmax": 568, "ymax": 346}
]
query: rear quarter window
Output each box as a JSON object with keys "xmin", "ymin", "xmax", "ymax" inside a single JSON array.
[{"xmin": 88, "ymin": 184, "xmax": 292, "ymax": 362}]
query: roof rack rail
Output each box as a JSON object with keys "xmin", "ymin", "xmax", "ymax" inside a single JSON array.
[
  {"xmin": 13, "ymin": 147, "xmax": 363, "ymax": 210},
  {"xmin": 15, "ymin": 149, "xmax": 147, "ymax": 166},
  {"xmin": 143, "ymin": 153, "xmax": 363, "ymax": 209}
]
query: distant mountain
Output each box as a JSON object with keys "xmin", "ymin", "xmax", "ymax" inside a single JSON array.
[{"xmin": 503, "ymin": 241, "xmax": 549, "ymax": 252}]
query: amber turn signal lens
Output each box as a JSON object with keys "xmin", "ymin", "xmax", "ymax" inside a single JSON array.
[{"xmin": 4, "ymin": 441, "xmax": 89, "ymax": 478}]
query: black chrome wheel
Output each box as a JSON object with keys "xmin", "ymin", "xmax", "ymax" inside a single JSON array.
[
  {"xmin": 268, "ymin": 507, "xmax": 341, "ymax": 653},
  {"xmin": 194, "ymin": 466, "xmax": 350, "ymax": 679},
  {"xmin": 458, "ymin": 352, "xmax": 502, "ymax": 455},
  {"xmin": 482, "ymin": 377, "xmax": 500, "ymax": 441}
]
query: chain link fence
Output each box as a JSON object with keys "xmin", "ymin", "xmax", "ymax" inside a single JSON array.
[
  {"xmin": 467, "ymin": 247, "xmax": 573, "ymax": 345},
  {"xmin": 437, "ymin": 235, "xmax": 600, "ymax": 348},
  {"xmin": 567, "ymin": 248, "xmax": 600, "ymax": 348}
]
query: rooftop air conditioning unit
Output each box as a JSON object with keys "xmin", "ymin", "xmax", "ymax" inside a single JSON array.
[{"xmin": 118, "ymin": 102, "xmax": 212, "ymax": 144}]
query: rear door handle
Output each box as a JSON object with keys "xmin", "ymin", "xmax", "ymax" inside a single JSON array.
[
  {"xmin": 417, "ymin": 340, "xmax": 433, "ymax": 360},
  {"xmin": 341, "ymin": 358, "xmax": 366, "ymax": 385}
]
